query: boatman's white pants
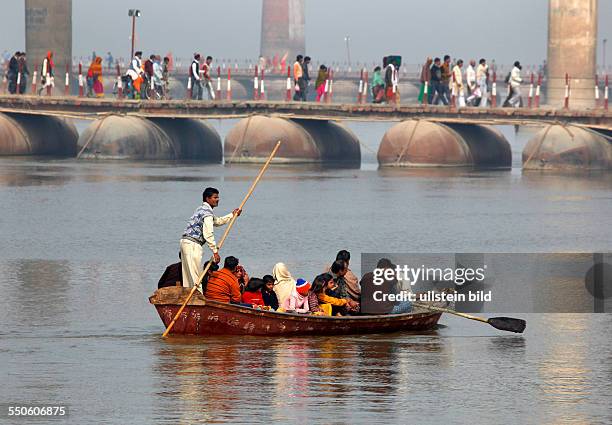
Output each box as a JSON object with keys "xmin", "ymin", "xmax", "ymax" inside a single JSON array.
[{"xmin": 180, "ymin": 238, "xmax": 203, "ymax": 292}]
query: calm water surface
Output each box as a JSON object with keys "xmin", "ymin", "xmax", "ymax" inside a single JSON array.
[{"xmin": 1, "ymin": 122, "xmax": 611, "ymax": 424}]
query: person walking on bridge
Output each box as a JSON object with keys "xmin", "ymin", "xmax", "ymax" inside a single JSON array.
[
  {"xmin": 38, "ymin": 51, "xmax": 54, "ymax": 96},
  {"xmin": 7, "ymin": 51, "xmax": 19, "ymax": 94},
  {"xmin": 315, "ymin": 64, "xmax": 328, "ymax": 102},
  {"xmin": 503, "ymin": 61, "xmax": 523, "ymax": 108},
  {"xmin": 452, "ymin": 59, "xmax": 465, "ymax": 106},
  {"xmin": 293, "ymin": 55, "xmax": 304, "ymax": 101},
  {"xmin": 129, "ymin": 51, "xmax": 144, "ymax": 99},
  {"xmin": 131, "ymin": 51, "xmax": 143, "ymax": 76},
  {"xmin": 418, "ymin": 57, "xmax": 432, "ymax": 103},
  {"xmin": 371, "ymin": 66, "xmax": 385, "ymax": 103},
  {"xmin": 301, "ymin": 56, "xmax": 311, "ymax": 101},
  {"xmin": 202, "ymin": 56, "xmax": 215, "ymax": 100},
  {"xmin": 429, "ymin": 57, "xmax": 446, "ymax": 105},
  {"xmin": 17, "ymin": 52, "xmax": 30, "ymax": 95},
  {"xmin": 190, "ymin": 53, "xmax": 204, "ymax": 100},
  {"xmin": 440, "ymin": 55, "xmax": 452, "ymax": 105},
  {"xmin": 465, "ymin": 60, "xmax": 477, "ymax": 105},
  {"xmin": 161, "ymin": 57, "xmax": 170, "ymax": 99},
  {"xmin": 475, "ymin": 58, "xmax": 489, "ymax": 107},
  {"xmin": 384, "ymin": 57, "xmax": 399, "ymax": 104},
  {"xmin": 152, "ymin": 56, "xmax": 163, "ymax": 99},
  {"xmin": 87, "ymin": 56, "xmax": 104, "ymax": 98},
  {"xmin": 180, "ymin": 187, "xmax": 242, "ymax": 291}
]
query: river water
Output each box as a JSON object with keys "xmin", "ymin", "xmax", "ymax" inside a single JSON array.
[{"xmin": 1, "ymin": 121, "xmax": 611, "ymax": 424}]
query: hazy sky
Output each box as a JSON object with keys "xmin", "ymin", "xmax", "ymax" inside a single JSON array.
[{"xmin": 1, "ymin": 0, "xmax": 611, "ymax": 66}]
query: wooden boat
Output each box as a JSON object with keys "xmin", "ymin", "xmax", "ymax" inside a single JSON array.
[{"xmin": 149, "ymin": 286, "xmax": 448, "ymax": 336}]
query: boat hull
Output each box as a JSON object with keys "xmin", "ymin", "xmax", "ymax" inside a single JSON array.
[{"xmin": 150, "ymin": 287, "xmax": 445, "ymax": 336}]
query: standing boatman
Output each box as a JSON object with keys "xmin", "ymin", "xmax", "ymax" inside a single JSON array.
[{"xmin": 180, "ymin": 187, "xmax": 241, "ymax": 291}]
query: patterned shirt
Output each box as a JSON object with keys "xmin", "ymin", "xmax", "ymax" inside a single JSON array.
[{"xmin": 182, "ymin": 202, "xmax": 232, "ymax": 253}]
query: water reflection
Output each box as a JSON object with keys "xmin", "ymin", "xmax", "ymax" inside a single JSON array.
[
  {"xmin": 0, "ymin": 164, "xmax": 74, "ymax": 187},
  {"xmin": 377, "ymin": 167, "xmax": 511, "ymax": 179},
  {"xmin": 520, "ymin": 171, "xmax": 612, "ymax": 190},
  {"xmin": 537, "ymin": 315, "xmax": 592, "ymax": 424},
  {"xmin": 151, "ymin": 332, "xmax": 448, "ymax": 422},
  {"xmin": 4, "ymin": 259, "xmax": 72, "ymax": 330}
]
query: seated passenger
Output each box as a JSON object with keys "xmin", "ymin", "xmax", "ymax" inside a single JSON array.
[
  {"xmin": 272, "ymin": 262, "xmax": 296, "ymax": 306},
  {"xmin": 158, "ymin": 259, "xmax": 182, "ymax": 289},
  {"xmin": 242, "ymin": 278, "xmax": 265, "ymax": 307},
  {"xmin": 261, "ymin": 274, "xmax": 279, "ymax": 310},
  {"xmin": 328, "ymin": 259, "xmax": 349, "ymax": 299},
  {"xmin": 325, "ymin": 250, "xmax": 361, "ymax": 302},
  {"xmin": 317, "ymin": 273, "xmax": 360, "ymax": 316},
  {"xmin": 359, "ymin": 258, "xmax": 412, "ymax": 314},
  {"xmin": 309, "ymin": 274, "xmax": 332, "ymax": 316},
  {"xmin": 204, "ymin": 256, "xmax": 242, "ymax": 304},
  {"xmin": 199, "ymin": 260, "xmax": 219, "ymax": 293},
  {"xmin": 279, "ymin": 278, "xmax": 310, "ymax": 314},
  {"xmin": 235, "ymin": 264, "xmax": 249, "ymax": 293}
]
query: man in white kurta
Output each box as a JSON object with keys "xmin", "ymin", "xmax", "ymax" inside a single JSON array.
[{"xmin": 180, "ymin": 187, "xmax": 241, "ymax": 291}]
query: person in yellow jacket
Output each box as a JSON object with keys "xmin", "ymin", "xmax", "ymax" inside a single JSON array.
[{"xmin": 316, "ymin": 273, "xmax": 359, "ymax": 316}]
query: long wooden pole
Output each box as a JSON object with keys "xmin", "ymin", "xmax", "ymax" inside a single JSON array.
[{"xmin": 162, "ymin": 141, "xmax": 281, "ymax": 337}]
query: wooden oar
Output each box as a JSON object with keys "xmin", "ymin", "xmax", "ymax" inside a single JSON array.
[
  {"xmin": 162, "ymin": 141, "xmax": 281, "ymax": 337},
  {"xmin": 413, "ymin": 302, "xmax": 526, "ymax": 333}
]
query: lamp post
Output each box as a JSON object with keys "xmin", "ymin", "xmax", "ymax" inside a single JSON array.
[
  {"xmin": 604, "ymin": 38, "xmax": 608, "ymax": 69},
  {"xmin": 344, "ymin": 36, "xmax": 351, "ymax": 68},
  {"xmin": 128, "ymin": 9, "xmax": 141, "ymax": 59}
]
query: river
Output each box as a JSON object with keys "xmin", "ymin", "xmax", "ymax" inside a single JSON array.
[{"xmin": 0, "ymin": 121, "xmax": 610, "ymax": 424}]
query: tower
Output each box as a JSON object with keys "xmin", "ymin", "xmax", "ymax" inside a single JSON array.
[
  {"xmin": 25, "ymin": 0, "xmax": 72, "ymax": 73},
  {"xmin": 260, "ymin": 0, "xmax": 305, "ymax": 64},
  {"xmin": 547, "ymin": 0, "xmax": 597, "ymax": 108}
]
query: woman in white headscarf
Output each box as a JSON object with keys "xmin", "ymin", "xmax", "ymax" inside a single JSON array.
[{"xmin": 272, "ymin": 262, "xmax": 296, "ymax": 306}]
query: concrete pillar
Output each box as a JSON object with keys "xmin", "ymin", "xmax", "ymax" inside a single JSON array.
[
  {"xmin": 547, "ymin": 0, "xmax": 597, "ymax": 108},
  {"xmin": 25, "ymin": 0, "xmax": 72, "ymax": 77},
  {"xmin": 260, "ymin": 0, "xmax": 305, "ymax": 64}
]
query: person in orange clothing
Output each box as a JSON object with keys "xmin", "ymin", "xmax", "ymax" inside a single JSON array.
[
  {"xmin": 204, "ymin": 256, "xmax": 242, "ymax": 303},
  {"xmin": 293, "ymin": 54, "xmax": 304, "ymax": 101}
]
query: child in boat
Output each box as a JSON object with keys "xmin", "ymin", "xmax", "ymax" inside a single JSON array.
[
  {"xmin": 261, "ymin": 274, "xmax": 279, "ymax": 310},
  {"xmin": 317, "ymin": 273, "xmax": 360, "ymax": 316},
  {"xmin": 242, "ymin": 278, "xmax": 265, "ymax": 308},
  {"xmin": 309, "ymin": 274, "xmax": 332, "ymax": 315},
  {"xmin": 278, "ymin": 278, "xmax": 310, "ymax": 314},
  {"xmin": 235, "ymin": 264, "xmax": 249, "ymax": 293}
]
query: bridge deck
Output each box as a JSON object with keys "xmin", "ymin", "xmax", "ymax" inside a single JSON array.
[{"xmin": 0, "ymin": 95, "xmax": 610, "ymax": 129}]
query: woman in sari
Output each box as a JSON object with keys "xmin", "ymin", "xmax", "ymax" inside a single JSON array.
[
  {"xmin": 315, "ymin": 65, "xmax": 328, "ymax": 102},
  {"xmin": 91, "ymin": 57, "xmax": 104, "ymax": 97},
  {"xmin": 272, "ymin": 262, "xmax": 296, "ymax": 306}
]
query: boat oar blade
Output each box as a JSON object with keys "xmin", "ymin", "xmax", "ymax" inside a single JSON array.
[{"xmin": 487, "ymin": 317, "xmax": 526, "ymax": 333}]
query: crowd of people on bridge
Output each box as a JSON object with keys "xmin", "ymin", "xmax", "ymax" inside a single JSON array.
[
  {"xmin": 124, "ymin": 51, "xmax": 171, "ymax": 100},
  {"xmin": 4, "ymin": 51, "xmax": 30, "ymax": 94},
  {"xmin": 416, "ymin": 55, "xmax": 524, "ymax": 108},
  {"xmin": 3, "ymin": 48, "xmax": 526, "ymax": 108},
  {"xmin": 158, "ymin": 187, "xmax": 412, "ymax": 316}
]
